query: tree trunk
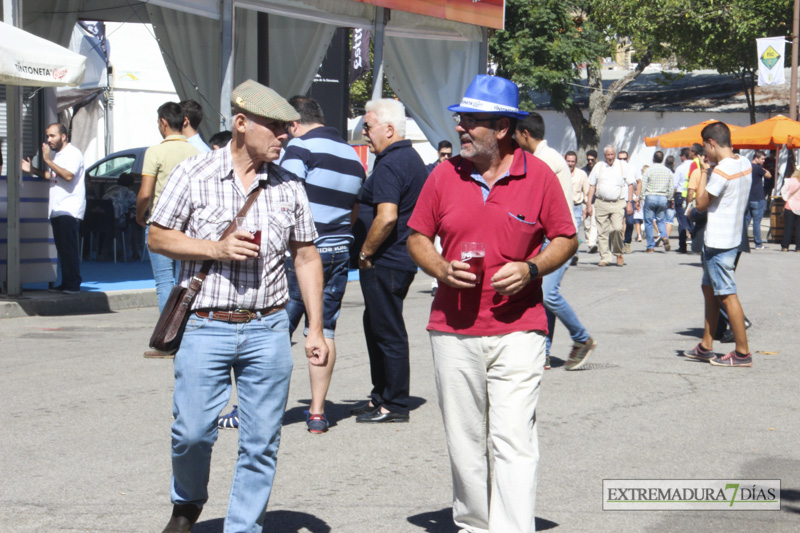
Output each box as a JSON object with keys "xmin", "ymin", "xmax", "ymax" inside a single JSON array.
[
  {"xmin": 564, "ymin": 50, "xmax": 653, "ymax": 165},
  {"xmin": 739, "ymin": 68, "xmax": 757, "ymax": 124}
]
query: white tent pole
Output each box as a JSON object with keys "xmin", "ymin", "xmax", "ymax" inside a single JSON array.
[
  {"xmin": 3, "ymin": 0, "xmax": 22, "ymax": 297},
  {"xmin": 371, "ymin": 7, "xmax": 386, "ymax": 101},
  {"xmin": 478, "ymin": 27, "xmax": 488, "ymax": 74},
  {"xmin": 220, "ymin": 0, "xmax": 234, "ymax": 131}
]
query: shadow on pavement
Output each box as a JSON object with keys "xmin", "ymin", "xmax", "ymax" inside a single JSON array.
[
  {"xmin": 406, "ymin": 509, "xmax": 559, "ymax": 532},
  {"xmin": 407, "ymin": 508, "xmax": 459, "ymax": 532},
  {"xmin": 676, "ymin": 327, "xmax": 705, "ymax": 338},
  {"xmin": 781, "ymin": 488, "xmax": 800, "ymax": 514},
  {"xmin": 283, "ymin": 396, "xmax": 429, "ymax": 428},
  {"xmin": 193, "ymin": 513, "xmax": 331, "ymax": 532}
]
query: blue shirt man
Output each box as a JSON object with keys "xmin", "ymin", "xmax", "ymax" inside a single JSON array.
[{"xmin": 279, "ymin": 96, "xmax": 366, "ymax": 433}]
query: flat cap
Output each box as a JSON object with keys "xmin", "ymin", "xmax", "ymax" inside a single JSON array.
[{"xmin": 231, "ymin": 79, "xmax": 300, "ymax": 122}]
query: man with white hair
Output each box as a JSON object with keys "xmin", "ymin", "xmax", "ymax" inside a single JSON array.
[
  {"xmin": 351, "ymin": 98, "xmax": 428, "ymax": 423},
  {"xmin": 586, "ymin": 145, "xmax": 636, "ymax": 266}
]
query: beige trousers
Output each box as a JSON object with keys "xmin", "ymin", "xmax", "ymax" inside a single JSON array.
[
  {"xmin": 595, "ymin": 198, "xmax": 626, "ymax": 262},
  {"xmin": 430, "ymin": 330, "xmax": 546, "ymax": 533}
]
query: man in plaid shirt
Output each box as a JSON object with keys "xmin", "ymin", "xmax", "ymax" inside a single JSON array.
[
  {"xmin": 148, "ymin": 80, "xmax": 328, "ymax": 533},
  {"xmin": 639, "ymin": 151, "xmax": 675, "ymax": 252}
]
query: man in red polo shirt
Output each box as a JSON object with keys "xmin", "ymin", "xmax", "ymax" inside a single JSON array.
[{"xmin": 407, "ymin": 75, "xmax": 577, "ymax": 533}]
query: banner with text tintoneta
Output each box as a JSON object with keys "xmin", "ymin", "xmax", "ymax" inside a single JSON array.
[{"xmin": 353, "ymin": 0, "xmax": 505, "ymax": 30}]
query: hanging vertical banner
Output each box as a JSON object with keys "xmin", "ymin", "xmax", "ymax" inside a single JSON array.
[
  {"xmin": 757, "ymin": 37, "xmax": 786, "ymax": 86},
  {"xmin": 350, "ymin": 28, "xmax": 371, "ymax": 86}
]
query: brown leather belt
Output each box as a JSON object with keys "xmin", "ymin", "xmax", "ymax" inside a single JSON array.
[{"xmin": 195, "ymin": 306, "xmax": 284, "ymax": 323}]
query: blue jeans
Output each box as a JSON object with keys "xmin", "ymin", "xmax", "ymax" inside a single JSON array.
[
  {"xmin": 743, "ymin": 198, "xmax": 765, "ymax": 246},
  {"xmin": 171, "ymin": 310, "xmax": 293, "ymax": 532},
  {"xmin": 359, "ymin": 265, "xmax": 415, "ymax": 414},
  {"xmin": 644, "ymin": 195, "xmax": 668, "ymax": 250},
  {"xmin": 572, "ymin": 204, "xmax": 584, "ymax": 241},
  {"xmin": 147, "ymin": 225, "xmax": 180, "ymax": 313},
  {"xmin": 51, "ymin": 215, "xmax": 82, "ymax": 290},
  {"xmin": 285, "ymin": 246, "xmax": 350, "ymax": 338},
  {"xmin": 541, "ymin": 240, "xmax": 589, "ymax": 356}
]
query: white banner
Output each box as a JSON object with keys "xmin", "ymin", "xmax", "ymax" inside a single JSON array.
[{"xmin": 757, "ymin": 36, "xmax": 785, "ymax": 86}]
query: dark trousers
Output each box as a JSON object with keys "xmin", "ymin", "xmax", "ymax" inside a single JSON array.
[
  {"xmin": 674, "ymin": 193, "xmax": 692, "ymax": 251},
  {"xmin": 624, "ymin": 201, "xmax": 635, "ymax": 244},
  {"xmin": 783, "ymin": 209, "xmax": 800, "ymax": 250},
  {"xmin": 359, "ymin": 265, "xmax": 415, "ymax": 414},
  {"xmin": 51, "ymin": 215, "xmax": 82, "ymax": 290}
]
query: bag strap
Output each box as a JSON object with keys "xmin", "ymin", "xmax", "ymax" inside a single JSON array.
[{"xmin": 188, "ymin": 166, "xmax": 269, "ymax": 292}]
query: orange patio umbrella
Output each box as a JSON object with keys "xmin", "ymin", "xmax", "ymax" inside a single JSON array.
[
  {"xmin": 730, "ymin": 115, "xmax": 800, "ymax": 149},
  {"xmin": 644, "ymin": 119, "xmax": 742, "ymax": 148}
]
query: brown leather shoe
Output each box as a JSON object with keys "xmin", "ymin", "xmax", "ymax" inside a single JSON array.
[
  {"xmin": 616, "ymin": 255, "xmax": 624, "ymax": 266},
  {"xmin": 162, "ymin": 504, "xmax": 202, "ymax": 533}
]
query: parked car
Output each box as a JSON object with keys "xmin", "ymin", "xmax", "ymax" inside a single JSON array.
[{"xmin": 84, "ymin": 147, "xmax": 147, "ymax": 199}]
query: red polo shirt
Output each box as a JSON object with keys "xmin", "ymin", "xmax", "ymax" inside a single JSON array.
[{"xmin": 408, "ymin": 146, "xmax": 575, "ymax": 336}]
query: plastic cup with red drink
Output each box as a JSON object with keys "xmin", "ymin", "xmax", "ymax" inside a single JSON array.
[
  {"xmin": 461, "ymin": 242, "xmax": 485, "ymax": 279},
  {"xmin": 236, "ymin": 217, "xmax": 262, "ymax": 249}
]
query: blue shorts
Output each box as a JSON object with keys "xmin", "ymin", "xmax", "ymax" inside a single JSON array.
[
  {"xmin": 701, "ymin": 246, "xmax": 738, "ymax": 296},
  {"xmin": 285, "ymin": 246, "xmax": 350, "ymax": 339}
]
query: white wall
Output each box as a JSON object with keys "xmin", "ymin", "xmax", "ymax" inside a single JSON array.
[{"xmin": 537, "ymin": 109, "xmax": 773, "ymax": 173}]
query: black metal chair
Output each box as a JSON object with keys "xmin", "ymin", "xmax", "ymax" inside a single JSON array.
[{"xmin": 81, "ymin": 199, "xmax": 128, "ymax": 263}]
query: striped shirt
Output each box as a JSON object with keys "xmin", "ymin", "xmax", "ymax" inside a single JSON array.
[
  {"xmin": 279, "ymin": 126, "xmax": 365, "ymax": 248},
  {"xmin": 641, "ymin": 163, "xmax": 674, "ymax": 197},
  {"xmin": 150, "ymin": 144, "xmax": 317, "ymax": 310},
  {"xmin": 705, "ymin": 155, "xmax": 752, "ymax": 249}
]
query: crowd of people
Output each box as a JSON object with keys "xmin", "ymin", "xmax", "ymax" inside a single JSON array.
[{"xmin": 18, "ymin": 73, "xmax": 800, "ymax": 533}]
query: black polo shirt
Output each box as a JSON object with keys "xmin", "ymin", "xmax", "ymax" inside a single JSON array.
[{"xmin": 355, "ymin": 139, "xmax": 427, "ymax": 272}]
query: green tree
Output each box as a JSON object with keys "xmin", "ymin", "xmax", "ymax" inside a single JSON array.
[
  {"xmin": 490, "ymin": 0, "xmax": 611, "ymax": 158},
  {"xmin": 492, "ymin": 0, "xmax": 794, "ymax": 157},
  {"xmin": 662, "ymin": 0, "xmax": 793, "ymax": 124}
]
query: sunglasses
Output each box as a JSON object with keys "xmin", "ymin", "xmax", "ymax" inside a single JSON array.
[
  {"xmin": 362, "ymin": 121, "xmax": 385, "ymax": 133},
  {"xmin": 439, "ymin": 151, "xmax": 453, "ymax": 158},
  {"xmin": 452, "ymin": 113, "xmax": 497, "ymax": 129}
]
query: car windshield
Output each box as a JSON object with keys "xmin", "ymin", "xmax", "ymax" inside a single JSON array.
[{"xmin": 89, "ymin": 155, "xmax": 137, "ymax": 178}]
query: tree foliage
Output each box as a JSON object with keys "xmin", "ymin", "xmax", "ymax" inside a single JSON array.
[
  {"xmin": 491, "ymin": 0, "xmax": 795, "ymax": 156},
  {"xmin": 490, "ymin": 0, "xmax": 610, "ymax": 112}
]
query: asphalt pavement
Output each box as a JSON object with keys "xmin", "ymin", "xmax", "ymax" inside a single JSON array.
[{"xmin": 1, "ymin": 239, "xmax": 798, "ymax": 533}]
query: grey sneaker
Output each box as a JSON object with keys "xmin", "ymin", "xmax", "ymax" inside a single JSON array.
[
  {"xmin": 663, "ymin": 238, "xmax": 671, "ymax": 251},
  {"xmin": 544, "ymin": 354, "xmax": 551, "ymax": 370},
  {"xmin": 684, "ymin": 343, "xmax": 714, "ymax": 362},
  {"xmin": 709, "ymin": 351, "xmax": 753, "ymax": 367},
  {"xmin": 565, "ymin": 338, "xmax": 596, "ymax": 370}
]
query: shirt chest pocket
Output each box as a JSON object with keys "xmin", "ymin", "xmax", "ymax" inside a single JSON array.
[
  {"xmin": 263, "ymin": 210, "xmax": 296, "ymax": 257},
  {"xmin": 190, "ymin": 206, "xmax": 234, "ymax": 242},
  {"xmin": 500, "ymin": 212, "xmax": 540, "ymax": 260}
]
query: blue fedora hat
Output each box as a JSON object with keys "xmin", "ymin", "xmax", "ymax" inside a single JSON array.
[{"xmin": 448, "ymin": 75, "xmax": 529, "ymax": 119}]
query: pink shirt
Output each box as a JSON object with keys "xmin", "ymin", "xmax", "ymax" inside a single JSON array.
[
  {"xmin": 408, "ymin": 147, "xmax": 576, "ymax": 336},
  {"xmin": 782, "ymin": 177, "xmax": 800, "ymax": 215}
]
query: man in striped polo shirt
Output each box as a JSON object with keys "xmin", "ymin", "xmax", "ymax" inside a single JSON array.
[{"xmin": 280, "ymin": 96, "xmax": 366, "ymax": 433}]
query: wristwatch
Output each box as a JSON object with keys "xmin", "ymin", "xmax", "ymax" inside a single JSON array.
[
  {"xmin": 359, "ymin": 251, "xmax": 369, "ymax": 261},
  {"xmin": 526, "ymin": 261, "xmax": 539, "ymax": 280}
]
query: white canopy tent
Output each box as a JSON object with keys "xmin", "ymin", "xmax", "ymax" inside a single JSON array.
[
  {"xmin": 0, "ymin": 21, "xmax": 87, "ymax": 87},
  {"xmin": 5, "ymin": 0, "xmax": 492, "ymax": 296},
  {"xmin": 1, "ymin": 17, "xmax": 88, "ymax": 296}
]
